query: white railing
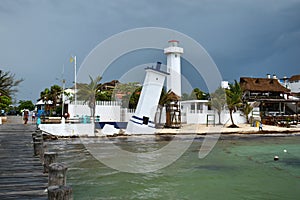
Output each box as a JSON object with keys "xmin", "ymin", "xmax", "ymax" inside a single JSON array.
[
  {"xmin": 70, "ymin": 101, "xmax": 121, "ymax": 106},
  {"xmin": 96, "ymin": 101, "xmax": 121, "ymax": 106}
]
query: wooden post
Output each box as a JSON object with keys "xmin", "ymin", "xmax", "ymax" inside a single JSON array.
[
  {"xmin": 44, "ymin": 152, "xmax": 58, "ymax": 173},
  {"xmin": 32, "ymin": 132, "xmax": 37, "ymax": 140},
  {"xmin": 32, "ymin": 133, "xmax": 42, "ymax": 142},
  {"xmin": 48, "ymin": 185, "xmax": 73, "ymax": 200},
  {"xmin": 33, "ymin": 139, "xmax": 43, "ymax": 156},
  {"xmin": 48, "ymin": 163, "xmax": 68, "ymax": 187}
]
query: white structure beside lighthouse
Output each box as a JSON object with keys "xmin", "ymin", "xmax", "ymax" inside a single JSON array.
[
  {"xmin": 126, "ymin": 63, "xmax": 168, "ymax": 134},
  {"xmin": 164, "ymin": 40, "xmax": 184, "ymax": 97}
]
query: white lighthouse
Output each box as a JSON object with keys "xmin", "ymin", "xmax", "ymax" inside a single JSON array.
[
  {"xmin": 164, "ymin": 40, "xmax": 184, "ymax": 97},
  {"xmin": 126, "ymin": 63, "xmax": 168, "ymax": 134}
]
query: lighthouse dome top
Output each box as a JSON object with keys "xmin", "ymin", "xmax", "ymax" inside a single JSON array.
[
  {"xmin": 168, "ymin": 40, "xmax": 179, "ymax": 46},
  {"xmin": 164, "ymin": 40, "xmax": 183, "ymax": 54}
]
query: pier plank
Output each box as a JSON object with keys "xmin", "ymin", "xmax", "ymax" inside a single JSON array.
[{"xmin": 0, "ymin": 123, "xmax": 47, "ymax": 199}]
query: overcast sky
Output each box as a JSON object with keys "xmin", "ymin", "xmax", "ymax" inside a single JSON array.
[{"xmin": 1, "ymin": 0, "xmax": 300, "ymax": 102}]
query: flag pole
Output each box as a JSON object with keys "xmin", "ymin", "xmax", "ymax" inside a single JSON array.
[
  {"xmin": 61, "ymin": 64, "xmax": 65, "ymax": 123},
  {"xmin": 74, "ymin": 56, "xmax": 77, "ymax": 107}
]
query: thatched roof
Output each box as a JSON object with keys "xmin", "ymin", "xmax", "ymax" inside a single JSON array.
[
  {"xmin": 289, "ymin": 74, "xmax": 300, "ymax": 82},
  {"xmin": 167, "ymin": 91, "xmax": 181, "ymax": 101},
  {"xmin": 240, "ymin": 77, "xmax": 290, "ymax": 93}
]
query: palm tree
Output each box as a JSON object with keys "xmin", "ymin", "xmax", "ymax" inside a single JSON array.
[
  {"xmin": 226, "ymin": 80, "xmax": 242, "ymax": 128},
  {"xmin": 40, "ymin": 88, "xmax": 51, "ymax": 114},
  {"xmin": 0, "ymin": 70, "xmax": 23, "ymax": 98},
  {"xmin": 156, "ymin": 89, "xmax": 180, "ymax": 126},
  {"xmin": 241, "ymin": 101, "xmax": 253, "ymax": 124},
  {"xmin": 210, "ymin": 87, "xmax": 226, "ymax": 125},
  {"xmin": 49, "ymin": 85, "xmax": 62, "ymax": 111},
  {"xmin": 77, "ymin": 75, "xmax": 102, "ymax": 122},
  {"xmin": 39, "ymin": 85, "xmax": 62, "ymax": 115}
]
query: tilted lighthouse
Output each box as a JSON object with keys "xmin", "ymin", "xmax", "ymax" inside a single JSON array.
[
  {"xmin": 126, "ymin": 62, "xmax": 169, "ymax": 134},
  {"xmin": 164, "ymin": 40, "xmax": 184, "ymax": 97}
]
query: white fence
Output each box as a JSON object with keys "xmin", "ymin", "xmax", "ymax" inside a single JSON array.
[{"xmin": 67, "ymin": 101, "xmax": 247, "ymax": 125}]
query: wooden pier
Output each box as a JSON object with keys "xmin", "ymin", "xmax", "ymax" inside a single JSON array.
[{"xmin": 0, "ymin": 119, "xmax": 48, "ymax": 199}]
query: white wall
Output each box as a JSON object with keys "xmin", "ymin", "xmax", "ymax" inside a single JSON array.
[
  {"xmin": 67, "ymin": 101, "xmax": 247, "ymax": 125},
  {"xmin": 289, "ymin": 81, "xmax": 300, "ymax": 93},
  {"xmin": 68, "ymin": 101, "xmax": 121, "ymax": 122},
  {"xmin": 182, "ymin": 109, "xmax": 246, "ymax": 125}
]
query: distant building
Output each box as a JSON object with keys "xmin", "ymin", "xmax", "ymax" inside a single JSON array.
[
  {"xmin": 240, "ymin": 76, "xmax": 290, "ymax": 101},
  {"xmin": 288, "ymin": 74, "xmax": 300, "ymax": 94},
  {"xmin": 221, "ymin": 81, "xmax": 229, "ymax": 89},
  {"xmin": 240, "ymin": 76, "xmax": 300, "ymax": 118}
]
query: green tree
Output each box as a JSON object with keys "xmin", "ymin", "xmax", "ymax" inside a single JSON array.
[
  {"xmin": 226, "ymin": 80, "xmax": 243, "ymax": 127},
  {"xmin": 96, "ymin": 90, "xmax": 112, "ymax": 101},
  {"xmin": 181, "ymin": 88, "xmax": 209, "ymax": 100},
  {"xmin": 112, "ymin": 82, "xmax": 140, "ymax": 108},
  {"xmin": 156, "ymin": 89, "xmax": 179, "ymax": 125},
  {"xmin": 39, "ymin": 87, "xmax": 51, "ymax": 114},
  {"xmin": 49, "ymin": 85, "xmax": 62, "ymax": 111},
  {"xmin": 77, "ymin": 75, "xmax": 102, "ymax": 121},
  {"xmin": 40, "ymin": 88, "xmax": 50, "ymax": 101},
  {"xmin": 18, "ymin": 100, "xmax": 35, "ymax": 111},
  {"xmin": 128, "ymin": 86, "xmax": 142, "ymax": 109},
  {"xmin": 39, "ymin": 85, "xmax": 62, "ymax": 115},
  {"xmin": 192, "ymin": 88, "xmax": 209, "ymax": 100},
  {"xmin": 0, "ymin": 70, "xmax": 23, "ymax": 98},
  {"xmin": 210, "ymin": 87, "xmax": 226, "ymax": 125},
  {"xmin": 0, "ymin": 95, "xmax": 12, "ymax": 113}
]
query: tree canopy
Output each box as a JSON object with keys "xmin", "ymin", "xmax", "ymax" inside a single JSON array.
[
  {"xmin": 0, "ymin": 95, "xmax": 11, "ymax": 112},
  {"xmin": 0, "ymin": 70, "xmax": 23, "ymax": 98},
  {"xmin": 112, "ymin": 82, "xmax": 141, "ymax": 108},
  {"xmin": 0, "ymin": 70, "xmax": 23, "ymax": 113},
  {"xmin": 181, "ymin": 88, "xmax": 209, "ymax": 100},
  {"xmin": 210, "ymin": 86, "xmax": 226, "ymax": 124},
  {"xmin": 77, "ymin": 75, "xmax": 102, "ymax": 118},
  {"xmin": 39, "ymin": 84, "xmax": 63, "ymax": 115},
  {"xmin": 226, "ymin": 80, "xmax": 243, "ymax": 127},
  {"xmin": 18, "ymin": 100, "xmax": 35, "ymax": 111}
]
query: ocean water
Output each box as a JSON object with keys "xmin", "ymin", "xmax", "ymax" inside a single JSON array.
[{"xmin": 48, "ymin": 135, "xmax": 300, "ymax": 200}]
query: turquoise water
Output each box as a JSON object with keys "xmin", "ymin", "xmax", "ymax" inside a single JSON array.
[{"xmin": 48, "ymin": 135, "xmax": 300, "ymax": 199}]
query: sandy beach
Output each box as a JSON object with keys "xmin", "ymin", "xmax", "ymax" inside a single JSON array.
[{"xmin": 155, "ymin": 123, "xmax": 300, "ymax": 135}]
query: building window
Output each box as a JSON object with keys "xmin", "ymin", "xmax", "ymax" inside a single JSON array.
[{"xmin": 191, "ymin": 104, "xmax": 195, "ymax": 110}]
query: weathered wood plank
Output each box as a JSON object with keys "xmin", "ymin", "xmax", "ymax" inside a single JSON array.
[{"xmin": 0, "ymin": 123, "xmax": 47, "ymax": 199}]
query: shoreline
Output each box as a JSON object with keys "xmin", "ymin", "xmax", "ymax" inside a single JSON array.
[
  {"xmin": 154, "ymin": 123, "xmax": 300, "ymax": 135},
  {"xmin": 69, "ymin": 123, "xmax": 300, "ymax": 139}
]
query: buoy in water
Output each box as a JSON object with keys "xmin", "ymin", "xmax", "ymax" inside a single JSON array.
[
  {"xmin": 274, "ymin": 156, "xmax": 279, "ymax": 161},
  {"xmin": 283, "ymin": 149, "xmax": 287, "ymax": 153}
]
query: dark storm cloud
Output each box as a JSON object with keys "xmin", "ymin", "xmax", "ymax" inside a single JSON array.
[{"xmin": 0, "ymin": 0, "xmax": 299, "ymax": 101}]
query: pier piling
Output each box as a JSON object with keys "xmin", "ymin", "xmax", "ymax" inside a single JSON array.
[
  {"xmin": 44, "ymin": 152, "xmax": 58, "ymax": 173},
  {"xmin": 48, "ymin": 162, "xmax": 68, "ymax": 186},
  {"xmin": 48, "ymin": 185, "xmax": 73, "ymax": 200}
]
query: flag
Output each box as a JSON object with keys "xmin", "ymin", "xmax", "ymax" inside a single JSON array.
[{"xmin": 70, "ymin": 56, "xmax": 74, "ymax": 63}]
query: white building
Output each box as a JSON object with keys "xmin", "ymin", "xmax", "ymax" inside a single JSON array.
[{"xmin": 288, "ymin": 75, "xmax": 300, "ymax": 93}]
